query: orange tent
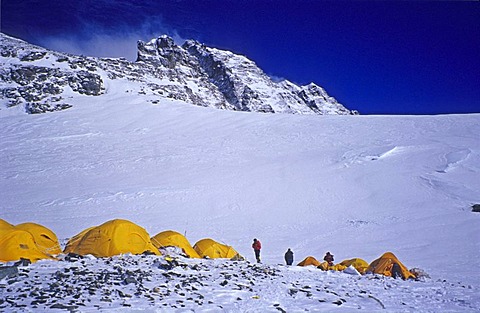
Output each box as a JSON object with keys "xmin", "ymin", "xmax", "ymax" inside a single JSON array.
[
  {"xmin": 297, "ymin": 256, "xmax": 321, "ymax": 267},
  {"xmin": 339, "ymin": 258, "xmax": 369, "ymax": 274},
  {"xmin": 317, "ymin": 261, "xmax": 347, "ymax": 271},
  {"xmin": 366, "ymin": 252, "xmax": 416, "ymax": 280}
]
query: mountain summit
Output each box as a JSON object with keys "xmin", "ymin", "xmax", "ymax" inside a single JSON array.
[{"xmin": 0, "ymin": 33, "xmax": 355, "ymax": 115}]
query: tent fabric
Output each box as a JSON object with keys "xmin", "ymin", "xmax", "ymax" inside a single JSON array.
[
  {"xmin": 339, "ymin": 258, "xmax": 369, "ymax": 274},
  {"xmin": 15, "ymin": 222, "xmax": 62, "ymax": 255},
  {"xmin": 151, "ymin": 230, "xmax": 200, "ymax": 258},
  {"xmin": 297, "ymin": 256, "xmax": 321, "ymax": 267},
  {"xmin": 318, "ymin": 261, "xmax": 347, "ymax": 271},
  {"xmin": 64, "ymin": 226, "xmax": 96, "ymax": 254},
  {"xmin": 366, "ymin": 252, "xmax": 416, "ymax": 280},
  {"xmin": 63, "ymin": 219, "xmax": 159, "ymax": 257},
  {"xmin": 0, "ymin": 228, "xmax": 54, "ymax": 263},
  {"xmin": 193, "ymin": 238, "xmax": 239, "ymax": 259},
  {"xmin": 0, "ymin": 219, "xmax": 14, "ymax": 230}
]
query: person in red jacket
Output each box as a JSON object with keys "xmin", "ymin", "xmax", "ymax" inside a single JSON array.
[{"xmin": 252, "ymin": 238, "xmax": 261, "ymax": 263}]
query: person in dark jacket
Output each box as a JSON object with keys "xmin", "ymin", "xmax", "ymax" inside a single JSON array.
[
  {"xmin": 323, "ymin": 252, "xmax": 334, "ymax": 266},
  {"xmin": 284, "ymin": 248, "xmax": 294, "ymax": 265},
  {"xmin": 252, "ymin": 238, "xmax": 261, "ymax": 263}
]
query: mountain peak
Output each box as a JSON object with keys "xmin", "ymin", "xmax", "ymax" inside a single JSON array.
[
  {"xmin": 156, "ymin": 35, "xmax": 176, "ymax": 48},
  {"xmin": 182, "ymin": 39, "xmax": 203, "ymax": 50},
  {"xmin": 0, "ymin": 33, "xmax": 356, "ymax": 115}
]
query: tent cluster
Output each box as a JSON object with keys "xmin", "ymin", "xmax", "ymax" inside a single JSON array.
[
  {"xmin": 297, "ymin": 252, "xmax": 416, "ymax": 280},
  {"xmin": 1, "ymin": 218, "xmax": 415, "ymax": 280},
  {"xmin": 1, "ymin": 219, "xmax": 242, "ymax": 263},
  {"xmin": 151, "ymin": 230, "xmax": 241, "ymax": 259}
]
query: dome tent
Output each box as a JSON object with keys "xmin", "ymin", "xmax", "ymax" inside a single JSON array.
[
  {"xmin": 339, "ymin": 258, "xmax": 369, "ymax": 274},
  {"xmin": 151, "ymin": 230, "xmax": 200, "ymax": 258},
  {"xmin": 366, "ymin": 252, "xmax": 416, "ymax": 280},
  {"xmin": 15, "ymin": 222, "xmax": 62, "ymax": 255},
  {"xmin": 0, "ymin": 219, "xmax": 14, "ymax": 230},
  {"xmin": 64, "ymin": 226, "xmax": 95, "ymax": 254},
  {"xmin": 297, "ymin": 256, "xmax": 321, "ymax": 267},
  {"xmin": 64, "ymin": 219, "xmax": 159, "ymax": 257},
  {"xmin": 317, "ymin": 261, "xmax": 347, "ymax": 271},
  {"xmin": 0, "ymin": 228, "xmax": 54, "ymax": 263},
  {"xmin": 193, "ymin": 238, "xmax": 239, "ymax": 259}
]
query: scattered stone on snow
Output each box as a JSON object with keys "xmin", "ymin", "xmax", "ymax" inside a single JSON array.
[
  {"xmin": 0, "ymin": 254, "xmax": 477, "ymax": 311},
  {"xmin": 0, "ymin": 266, "xmax": 18, "ymax": 280}
]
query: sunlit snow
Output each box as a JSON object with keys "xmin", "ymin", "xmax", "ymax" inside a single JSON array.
[
  {"xmin": 1, "ymin": 84, "xmax": 479, "ymax": 310},
  {"xmin": 1, "ymin": 31, "xmax": 480, "ymax": 310}
]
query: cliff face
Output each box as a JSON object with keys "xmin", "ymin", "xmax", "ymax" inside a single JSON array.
[{"xmin": 0, "ymin": 33, "xmax": 355, "ymax": 115}]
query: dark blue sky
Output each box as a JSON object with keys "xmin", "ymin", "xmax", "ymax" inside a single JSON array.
[{"xmin": 2, "ymin": 0, "xmax": 479, "ymax": 115}]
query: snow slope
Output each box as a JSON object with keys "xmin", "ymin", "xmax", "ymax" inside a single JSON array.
[{"xmin": 1, "ymin": 86, "xmax": 480, "ymax": 311}]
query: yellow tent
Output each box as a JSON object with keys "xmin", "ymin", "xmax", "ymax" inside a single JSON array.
[
  {"xmin": 63, "ymin": 219, "xmax": 159, "ymax": 257},
  {"xmin": 151, "ymin": 230, "xmax": 200, "ymax": 258},
  {"xmin": 297, "ymin": 256, "xmax": 321, "ymax": 267},
  {"xmin": 339, "ymin": 258, "xmax": 369, "ymax": 274},
  {"xmin": 0, "ymin": 219, "xmax": 14, "ymax": 230},
  {"xmin": 15, "ymin": 222, "xmax": 62, "ymax": 255},
  {"xmin": 64, "ymin": 226, "xmax": 95, "ymax": 254},
  {"xmin": 193, "ymin": 238, "xmax": 239, "ymax": 259},
  {"xmin": 0, "ymin": 228, "xmax": 54, "ymax": 263},
  {"xmin": 366, "ymin": 252, "xmax": 416, "ymax": 280},
  {"xmin": 317, "ymin": 261, "xmax": 347, "ymax": 271}
]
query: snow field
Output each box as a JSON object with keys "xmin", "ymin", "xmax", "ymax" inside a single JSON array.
[{"xmin": 1, "ymin": 89, "xmax": 480, "ymax": 311}]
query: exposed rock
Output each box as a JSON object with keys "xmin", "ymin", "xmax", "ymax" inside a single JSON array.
[
  {"xmin": 64, "ymin": 253, "xmax": 85, "ymax": 262},
  {"xmin": 1, "ymin": 33, "xmax": 355, "ymax": 115},
  {"xmin": 471, "ymin": 204, "xmax": 480, "ymax": 213},
  {"xmin": 67, "ymin": 71, "xmax": 104, "ymax": 95},
  {"xmin": 50, "ymin": 303, "xmax": 79, "ymax": 310},
  {"xmin": 14, "ymin": 258, "xmax": 32, "ymax": 267},
  {"xmin": 0, "ymin": 266, "xmax": 18, "ymax": 280},
  {"xmin": 20, "ymin": 51, "xmax": 47, "ymax": 62}
]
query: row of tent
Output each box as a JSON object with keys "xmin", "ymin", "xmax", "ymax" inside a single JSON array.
[
  {"xmin": 0, "ymin": 219, "xmax": 240, "ymax": 263},
  {"xmin": 297, "ymin": 253, "xmax": 416, "ymax": 280},
  {"xmin": 1, "ymin": 218, "xmax": 415, "ymax": 279}
]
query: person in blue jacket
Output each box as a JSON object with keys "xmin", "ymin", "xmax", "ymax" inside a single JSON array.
[{"xmin": 284, "ymin": 248, "xmax": 294, "ymax": 265}]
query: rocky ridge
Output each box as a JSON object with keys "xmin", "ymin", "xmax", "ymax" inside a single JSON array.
[{"xmin": 0, "ymin": 33, "xmax": 355, "ymax": 115}]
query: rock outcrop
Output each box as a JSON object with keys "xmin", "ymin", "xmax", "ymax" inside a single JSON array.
[{"xmin": 0, "ymin": 33, "xmax": 355, "ymax": 115}]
